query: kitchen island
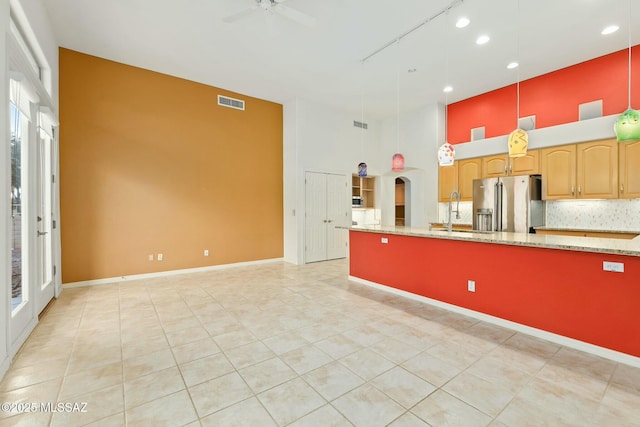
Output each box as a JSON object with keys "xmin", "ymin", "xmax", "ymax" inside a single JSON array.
[{"xmin": 345, "ymin": 225, "xmax": 640, "ymax": 363}]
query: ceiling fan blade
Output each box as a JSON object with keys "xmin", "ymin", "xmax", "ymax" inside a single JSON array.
[
  {"xmin": 274, "ymin": 4, "xmax": 316, "ymax": 27},
  {"xmin": 222, "ymin": 5, "xmax": 258, "ymax": 23}
]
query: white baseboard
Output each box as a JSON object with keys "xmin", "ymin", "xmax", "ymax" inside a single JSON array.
[
  {"xmin": 349, "ymin": 275, "xmax": 640, "ymax": 368},
  {"xmin": 63, "ymin": 258, "xmax": 285, "ymax": 288}
]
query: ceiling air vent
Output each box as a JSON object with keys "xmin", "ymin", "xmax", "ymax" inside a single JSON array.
[
  {"xmin": 353, "ymin": 120, "xmax": 368, "ymax": 130},
  {"xmin": 218, "ymin": 95, "xmax": 245, "ymax": 111}
]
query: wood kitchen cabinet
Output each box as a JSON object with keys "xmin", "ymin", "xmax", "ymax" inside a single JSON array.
[
  {"xmin": 458, "ymin": 158, "xmax": 482, "ymax": 201},
  {"xmin": 482, "ymin": 150, "xmax": 539, "ymax": 178},
  {"xmin": 619, "ymin": 140, "xmax": 640, "ymax": 199},
  {"xmin": 577, "ymin": 139, "xmax": 618, "ymax": 199},
  {"xmin": 438, "ymin": 162, "xmax": 458, "ymax": 202},
  {"xmin": 541, "ymin": 139, "xmax": 618, "ymax": 200},
  {"xmin": 540, "ymin": 145, "xmax": 576, "ymax": 199},
  {"xmin": 352, "ymin": 175, "xmax": 375, "ymax": 208}
]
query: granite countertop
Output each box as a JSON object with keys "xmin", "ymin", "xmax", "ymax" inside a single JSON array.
[
  {"xmin": 343, "ymin": 224, "xmax": 640, "ymax": 257},
  {"xmin": 534, "ymin": 226, "xmax": 640, "ymax": 235}
]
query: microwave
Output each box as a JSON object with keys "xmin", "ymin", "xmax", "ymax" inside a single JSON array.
[{"xmin": 352, "ymin": 196, "xmax": 363, "ymax": 207}]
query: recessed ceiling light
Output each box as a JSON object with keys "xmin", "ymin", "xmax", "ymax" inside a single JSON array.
[
  {"xmin": 443, "ymin": 86, "xmax": 453, "ymax": 93},
  {"xmin": 507, "ymin": 62, "xmax": 519, "ymax": 69},
  {"xmin": 601, "ymin": 25, "xmax": 619, "ymax": 35},
  {"xmin": 456, "ymin": 17, "xmax": 470, "ymax": 28},
  {"xmin": 476, "ymin": 35, "xmax": 490, "ymax": 45}
]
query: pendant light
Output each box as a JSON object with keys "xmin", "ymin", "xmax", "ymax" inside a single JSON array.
[
  {"xmin": 508, "ymin": 0, "xmax": 528, "ymax": 158},
  {"xmin": 357, "ymin": 61, "xmax": 368, "ymax": 177},
  {"xmin": 438, "ymin": 11, "xmax": 455, "ymax": 166},
  {"xmin": 392, "ymin": 40, "xmax": 405, "ymax": 172},
  {"xmin": 614, "ymin": 0, "xmax": 640, "ymax": 142}
]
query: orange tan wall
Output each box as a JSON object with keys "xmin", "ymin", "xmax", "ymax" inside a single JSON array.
[{"xmin": 59, "ymin": 48, "xmax": 283, "ymax": 283}]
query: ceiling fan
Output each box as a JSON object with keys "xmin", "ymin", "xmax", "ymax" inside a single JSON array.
[{"xmin": 222, "ymin": 0, "xmax": 316, "ymax": 27}]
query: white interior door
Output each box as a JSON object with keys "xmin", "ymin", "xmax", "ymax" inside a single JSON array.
[
  {"xmin": 305, "ymin": 172, "xmax": 348, "ymax": 263},
  {"xmin": 305, "ymin": 172, "xmax": 327, "ymax": 263},
  {"xmin": 326, "ymin": 174, "xmax": 348, "ymax": 260}
]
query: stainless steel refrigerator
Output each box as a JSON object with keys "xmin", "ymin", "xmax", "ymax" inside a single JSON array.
[{"xmin": 472, "ymin": 175, "xmax": 545, "ymax": 233}]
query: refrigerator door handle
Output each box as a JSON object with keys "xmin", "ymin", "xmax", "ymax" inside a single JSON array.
[{"xmin": 494, "ymin": 182, "xmax": 500, "ymax": 231}]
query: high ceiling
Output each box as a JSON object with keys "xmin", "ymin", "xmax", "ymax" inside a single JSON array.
[{"xmin": 41, "ymin": 0, "xmax": 639, "ymax": 119}]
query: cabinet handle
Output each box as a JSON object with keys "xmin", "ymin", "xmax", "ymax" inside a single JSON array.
[
  {"xmin": 571, "ymin": 186, "xmax": 575, "ymax": 196},
  {"xmin": 578, "ymin": 185, "xmax": 582, "ymax": 195},
  {"xmin": 504, "ymin": 166, "xmax": 507, "ymax": 175},
  {"xmin": 509, "ymin": 165, "xmax": 513, "ymax": 174},
  {"xmin": 621, "ymin": 183, "xmax": 624, "ymax": 194}
]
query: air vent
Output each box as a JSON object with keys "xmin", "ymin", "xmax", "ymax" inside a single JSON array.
[
  {"xmin": 353, "ymin": 120, "xmax": 368, "ymax": 130},
  {"xmin": 218, "ymin": 95, "xmax": 245, "ymax": 111},
  {"xmin": 579, "ymin": 100, "xmax": 603, "ymax": 121},
  {"xmin": 471, "ymin": 126, "xmax": 486, "ymax": 141},
  {"xmin": 518, "ymin": 115, "xmax": 536, "ymax": 131}
]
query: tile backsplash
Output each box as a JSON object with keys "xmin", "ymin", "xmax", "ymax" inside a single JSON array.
[
  {"xmin": 438, "ymin": 202, "xmax": 473, "ymax": 225},
  {"xmin": 438, "ymin": 199, "xmax": 640, "ymax": 231},
  {"xmin": 546, "ymin": 199, "xmax": 640, "ymax": 231}
]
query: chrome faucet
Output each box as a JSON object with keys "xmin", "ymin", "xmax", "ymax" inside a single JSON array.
[{"xmin": 448, "ymin": 191, "xmax": 461, "ymax": 232}]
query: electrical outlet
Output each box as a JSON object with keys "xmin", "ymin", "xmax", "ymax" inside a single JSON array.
[
  {"xmin": 381, "ymin": 237, "xmax": 389, "ymax": 244},
  {"xmin": 468, "ymin": 280, "xmax": 476, "ymax": 292},
  {"xmin": 157, "ymin": 253, "xmax": 163, "ymax": 261},
  {"xmin": 148, "ymin": 254, "xmax": 154, "ymax": 261},
  {"xmin": 603, "ymin": 261, "xmax": 624, "ymax": 273},
  {"xmin": 204, "ymin": 249, "xmax": 209, "ymax": 256}
]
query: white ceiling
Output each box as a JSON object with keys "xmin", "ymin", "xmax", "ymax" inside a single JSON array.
[{"xmin": 41, "ymin": 0, "xmax": 639, "ymax": 120}]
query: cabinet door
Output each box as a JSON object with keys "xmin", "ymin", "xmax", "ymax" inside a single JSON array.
[
  {"xmin": 458, "ymin": 158, "xmax": 482, "ymax": 201},
  {"xmin": 577, "ymin": 139, "xmax": 618, "ymax": 199},
  {"xmin": 540, "ymin": 145, "xmax": 576, "ymax": 200},
  {"xmin": 482, "ymin": 155, "xmax": 508, "ymax": 178},
  {"xmin": 619, "ymin": 140, "xmax": 640, "ymax": 199},
  {"xmin": 438, "ymin": 163, "xmax": 458, "ymax": 202},
  {"xmin": 510, "ymin": 150, "xmax": 539, "ymax": 175}
]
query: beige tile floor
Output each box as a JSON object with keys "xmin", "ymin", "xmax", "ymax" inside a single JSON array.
[{"xmin": 1, "ymin": 259, "xmax": 639, "ymax": 426}]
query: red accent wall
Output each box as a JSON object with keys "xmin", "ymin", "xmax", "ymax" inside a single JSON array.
[
  {"xmin": 349, "ymin": 230, "xmax": 640, "ymax": 358},
  {"xmin": 448, "ymin": 45, "xmax": 640, "ymax": 144}
]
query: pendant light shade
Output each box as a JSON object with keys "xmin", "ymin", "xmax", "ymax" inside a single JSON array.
[
  {"xmin": 508, "ymin": 128, "xmax": 528, "ymax": 157},
  {"xmin": 615, "ymin": 0, "xmax": 639, "ymax": 142},
  {"xmin": 438, "ymin": 142, "xmax": 455, "ymax": 166},
  {"xmin": 614, "ymin": 109, "xmax": 640, "ymax": 142},
  {"xmin": 392, "ymin": 153, "xmax": 405, "ymax": 171},
  {"xmin": 357, "ymin": 162, "xmax": 368, "ymax": 177}
]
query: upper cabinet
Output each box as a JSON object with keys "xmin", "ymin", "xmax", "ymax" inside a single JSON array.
[
  {"xmin": 576, "ymin": 139, "xmax": 618, "ymax": 199},
  {"xmin": 540, "ymin": 145, "xmax": 577, "ymax": 199},
  {"xmin": 458, "ymin": 158, "xmax": 482, "ymax": 201},
  {"xmin": 438, "ymin": 162, "xmax": 458, "ymax": 202},
  {"xmin": 482, "ymin": 150, "xmax": 539, "ymax": 178},
  {"xmin": 619, "ymin": 140, "xmax": 640, "ymax": 199},
  {"xmin": 541, "ymin": 139, "xmax": 618, "ymax": 200},
  {"xmin": 352, "ymin": 175, "xmax": 376, "ymax": 208}
]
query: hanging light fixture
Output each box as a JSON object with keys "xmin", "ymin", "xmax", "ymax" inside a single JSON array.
[
  {"xmin": 392, "ymin": 40, "xmax": 405, "ymax": 172},
  {"xmin": 438, "ymin": 10, "xmax": 455, "ymax": 167},
  {"xmin": 357, "ymin": 61, "xmax": 368, "ymax": 177},
  {"xmin": 508, "ymin": 0, "xmax": 528, "ymax": 158},
  {"xmin": 614, "ymin": 0, "xmax": 640, "ymax": 142}
]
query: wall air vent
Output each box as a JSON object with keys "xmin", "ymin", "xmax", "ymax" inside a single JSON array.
[
  {"xmin": 218, "ymin": 95, "xmax": 245, "ymax": 111},
  {"xmin": 518, "ymin": 115, "xmax": 536, "ymax": 131},
  {"xmin": 353, "ymin": 120, "xmax": 368, "ymax": 130},
  {"xmin": 471, "ymin": 126, "xmax": 486, "ymax": 141}
]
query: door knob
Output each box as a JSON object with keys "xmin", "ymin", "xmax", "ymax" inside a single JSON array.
[{"xmin": 37, "ymin": 230, "xmax": 48, "ymax": 236}]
